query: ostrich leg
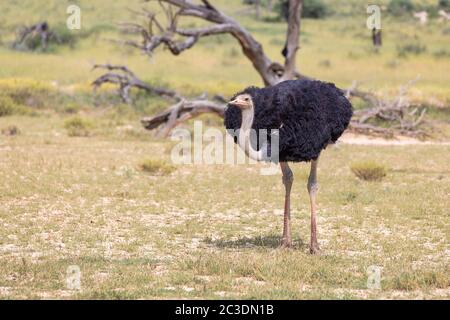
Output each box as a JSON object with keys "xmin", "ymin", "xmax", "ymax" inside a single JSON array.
[
  {"xmin": 280, "ymin": 162, "xmax": 294, "ymax": 248},
  {"xmin": 308, "ymin": 157, "xmax": 320, "ymax": 254}
]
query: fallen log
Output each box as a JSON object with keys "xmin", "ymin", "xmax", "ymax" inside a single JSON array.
[{"xmin": 92, "ymin": 65, "xmax": 428, "ymax": 139}]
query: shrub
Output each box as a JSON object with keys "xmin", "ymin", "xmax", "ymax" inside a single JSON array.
[
  {"xmin": 351, "ymin": 161, "xmax": 387, "ymax": 181},
  {"xmin": 52, "ymin": 25, "xmax": 79, "ymax": 49},
  {"xmin": 1, "ymin": 125, "xmax": 20, "ymax": 136},
  {"xmin": 13, "ymin": 26, "xmax": 66, "ymax": 52},
  {"xmin": 387, "ymin": 0, "xmax": 415, "ymax": 16},
  {"xmin": 302, "ymin": 0, "xmax": 329, "ymax": 18},
  {"xmin": 318, "ymin": 59, "xmax": 331, "ymax": 68},
  {"xmin": 139, "ymin": 159, "xmax": 176, "ymax": 175},
  {"xmin": 433, "ymin": 49, "xmax": 450, "ymax": 58},
  {"xmin": 397, "ymin": 42, "xmax": 426, "ymax": 57},
  {"xmin": 63, "ymin": 103, "xmax": 81, "ymax": 114},
  {"xmin": 64, "ymin": 116, "xmax": 94, "ymax": 137},
  {"xmin": 439, "ymin": 0, "xmax": 450, "ymax": 9},
  {"xmin": 0, "ymin": 79, "xmax": 56, "ymax": 109},
  {"xmin": 13, "ymin": 23, "xmax": 108, "ymax": 52},
  {"xmin": 275, "ymin": 0, "xmax": 329, "ymax": 21},
  {"xmin": 0, "ymin": 95, "xmax": 17, "ymax": 116},
  {"xmin": 0, "ymin": 94, "xmax": 29, "ymax": 116}
]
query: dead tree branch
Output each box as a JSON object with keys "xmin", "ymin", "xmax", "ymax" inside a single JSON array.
[
  {"xmin": 121, "ymin": 0, "xmax": 305, "ymax": 86},
  {"xmin": 13, "ymin": 22, "xmax": 59, "ymax": 51},
  {"xmin": 107, "ymin": 2, "xmax": 428, "ymax": 139},
  {"xmin": 347, "ymin": 77, "xmax": 428, "ymax": 138},
  {"xmin": 116, "ymin": 0, "xmax": 306, "ymax": 136},
  {"xmin": 280, "ymin": 0, "xmax": 303, "ymax": 81},
  {"xmin": 92, "ymin": 63, "xmax": 225, "ymax": 137},
  {"xmin": 101, "ymin": 0, "xmax": 307, "ymax": 137},
  {"xmin": 91, "ymin": 64, "xmax": 180, "ymax": 103},
  {"xmin": 91, "ymin": 64, "xmax": 428, "ymax": 139},
  {"xmin": 141, "ymin": 99, "xmax": 225, "ymax": 138}
]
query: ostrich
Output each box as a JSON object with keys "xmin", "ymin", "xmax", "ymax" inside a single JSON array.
[{"xmin": 225, "ymin": 79, "xmax": 353, "ymax": 254}]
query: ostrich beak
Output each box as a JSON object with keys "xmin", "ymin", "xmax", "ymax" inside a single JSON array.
[{"xmin": 229, "ymin": 99, "xmax": 248, "ymax": 108}]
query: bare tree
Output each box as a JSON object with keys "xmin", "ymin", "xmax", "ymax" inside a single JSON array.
[
  {"xmin": 91, "ymin": 64, "xmax": 180, "ymax": 103},
  {"xmin": 112, "ymin": 0, "xmax": 304, "ymax": 136},
  {"xmin": 121, "ymin": 0, "xmax": 304, "ymax": 86},
  {"xmin": 93, "ymin": 0, "xmax": 427, "ymax": 138},
  {"xmin": 93, "ymin": 64, "xmax": 428, "ymax": 138},
  {"xmin": 13, "ymin": 22, "xmax": 60, "ymax": 51}
]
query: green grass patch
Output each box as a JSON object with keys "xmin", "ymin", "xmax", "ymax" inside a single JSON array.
[
  {"xmin": 0, "ymin": 94, "xmax": 33, "ymax": 117},
  {"xmin": 389, "ymin": 270, "xmax": 449, "ymax": 291},
  {"xmin": 64, "ymin": 116, "xmax": 94, "ymax": 137}
]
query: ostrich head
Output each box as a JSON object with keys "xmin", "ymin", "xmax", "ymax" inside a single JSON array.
[{"xmin": 229, "ymin": 94, "xmax": 253, "ymax": 109}]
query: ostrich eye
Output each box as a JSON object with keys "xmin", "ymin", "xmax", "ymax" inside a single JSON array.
[{"xmin": 244, "ymin": 98, "xmax": 249, "ymax": 101}]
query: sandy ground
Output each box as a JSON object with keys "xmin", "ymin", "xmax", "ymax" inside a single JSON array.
[{"xmin": 340, "ymin": 132, "xmax": 450, "ymax": 146}]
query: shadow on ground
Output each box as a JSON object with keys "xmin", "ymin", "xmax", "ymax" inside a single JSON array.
[{"xmin": 204, "ymin": 234, "xmax": 307, "ymax": 249}]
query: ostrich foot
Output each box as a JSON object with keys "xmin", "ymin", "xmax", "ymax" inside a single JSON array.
[
  {"xmin": 279, "ymin": 238, "xmax": 293, "ymax": 249},
  {"xmin": 309, "ymin": 243, "xmax": 321, "ymax": 255}
]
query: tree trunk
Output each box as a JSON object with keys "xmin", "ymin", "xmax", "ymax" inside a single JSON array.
[{"xmin": 120, "ymin": 0, "xmax": 304, "ymax": 86}]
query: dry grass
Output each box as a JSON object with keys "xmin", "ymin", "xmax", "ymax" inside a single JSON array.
[
  {"xmin": 0, "ymin": 114, "xmax": 448, "ymax": 299},
  {"xmin": 351, "ymin": 162, "xmax": 387, "ymax": 181},
  {"xmin": 1, "ymin": 125, "xmax": 20, "ymax": 136},
  {"xmin": 64, "ymin": 116, "xmax": 94, "ymax": 137},
  {"xmin": 0, "ymin": 0, "xmax": 448, "ymax": 300},
  {"xmin": 139, "ymin": 159, "xmax": 176, "ymax": 175}
]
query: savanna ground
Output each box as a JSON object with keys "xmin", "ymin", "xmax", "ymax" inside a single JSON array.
[{"xmin": 0, "ymin": 0, "xmax": 449, "ymax": 299}]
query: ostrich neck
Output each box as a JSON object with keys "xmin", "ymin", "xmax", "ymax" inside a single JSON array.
[
  {"xmin": 240, "ymin": 108, "xmax": 254, "ymax": 131},
  {"xmin": 238, "ymin": 107, "xmax": 267, "ymax": 161}
]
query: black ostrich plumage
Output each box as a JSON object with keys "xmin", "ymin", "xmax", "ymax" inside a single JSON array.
[{"xmin": 224, "ymin": 79, "xmax": 353, "ymax": 162}]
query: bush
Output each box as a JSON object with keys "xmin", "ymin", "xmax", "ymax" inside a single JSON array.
[
  {"xmin": 433, "ymin": 49, "xmax": 450, "ymax": 58},
  {"xmin": 387, "ymin": 0, "xmax": 415, "ymax": 16},
  {"xmin": 318, "ymin": 59, "xmax": 331, "ymax": 68},
  {"xmin": 0, "ymin": 95, "xmax": 17, "ymax": 116},
  {"xmin": 397, "ymin": 42, "xmax": 427, "ymax": 57},
  {"xmin": 0, "ymin": 79, "xmax": 56, "ymax": 109},
  {"xmin": 351, "ymin": 161, "xmax": 387, "ymax": 181},
  {"xmin": 13, "ymin": 23, "xmax": 106, "ymax": 52},
  {"xmin": 275, "ymin": 0, "xmax": 329, "ymax": 21},
  {"xmin": 1, "ymin": 125, "xmax": 20, "ymax": 136},
  {"xmin": 139, "ymin": 159, "xmax": 176, "ymax": 175},
  {"xmin": 0, "ymin": 94, "xmax": 29, "ymax": 116},
  {"xmin": 64, "ymin": 116, "xmax": 94, "ymax": 137},
  {"xmin": 63, "ymin": 103, "xmax": 81, "ymax": 114},
  {"xmin": 12, "ymin": 25, "xmax": 73, "ymax": 52},
  {"xmin": 439, "ymin": 0, "xmax": 450, "ymax": 9},
  {"xmin": 302, "ymin": 0, "xmax": 329, "ymax": 18}
]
